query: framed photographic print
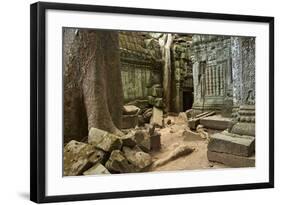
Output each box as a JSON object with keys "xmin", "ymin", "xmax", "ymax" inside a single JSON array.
[{"xmin": 30, "ymin": 1, "xmax": 274, "ymax": 203}]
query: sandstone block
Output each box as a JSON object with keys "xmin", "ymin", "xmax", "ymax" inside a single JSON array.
[
  {"xmin": 123, "ymin": 146, "xmax": 152, "ymax": 170},
  {"xmin": 121, "ymin": 114, "xmax": 138, "ymax": 129},
  {"xmin": 88, "ymin": 127, "xmax": 108, "ymax": 145},
  {"xmin": 150, "ymin": 131, "xmax": 161, "ymax": 151},
  {"xmin": 188, "ymin": 118, "xmax": 200, "ymax": 130},
  {"xmin": 200, "ymin": 115, "xmax": 232, "ymax": 130},
  {"xmin": 95, "ymin": 133, "xmax": 122, "ymax": 152},
  {"xmin": 105, "ymin": 150, "xmax": 136, "ymax": 173},
  {"xmin": 207, "ymin": 150, "xmax": 255, "ymax": 167},
  {"xmin": 150, "ymin": 107, "xmax": 164, "ymax": 127},
  {"xmin": 83, "ymin": 163, "xmax": 110, "ymax": 175},
  {"xmin": 64, "ymin": 140, "xmax": 96, "ymax": 176},
  {"xmin": 88, "ymin": 149, "xmax": 107, "ymax": 165},
  {"xmin": 119, "ymin": 131, "xmax": 137, "ymax": 148},
  {"xmin": 123, "ymin": 105, "xmax": 140, "ymax": 115},
  {"xmin": 208, "ymin": 133, "xmax": 255, "ymax": 157}
]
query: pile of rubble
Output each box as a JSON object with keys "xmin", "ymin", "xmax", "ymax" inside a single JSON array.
[
  {"xmin": 207, "ymin": 105, "xmax": 255, "ymax": 167},
  {"xmin": 64, "ymin": 125, "xmax": 161, "ymax": 176}
]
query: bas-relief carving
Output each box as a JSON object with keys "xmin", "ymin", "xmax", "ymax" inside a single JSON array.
[
  {"xmin": 191, "ymin": 35, "xmax": 255, "ymax": 114},
  {"xmin": 191, "ymin": 35, "xmax": 233, "ymax": 112}
]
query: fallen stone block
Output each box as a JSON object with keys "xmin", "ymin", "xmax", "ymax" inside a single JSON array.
[
  {"xmin": 105, "ymin": 150, "xmax": 136, "ymax": 173},
  {"xmin": 150, "ymin": 107, "xmax": 164, "ymax": 127},
  {"xmin": 200, "ymin": 115, "xmax": 232, "ymax": 130},
  {"xmin": 188, "ymin": 118, "xmax": 200, "ymax": 130},
  {"xmin": 123, "ymin": 146, "xmax": 152, "ymax": 170},
  {"xmin": 83, "ymin": 163, "xmax": 110, "ymax": 175},
  {"xmin": 88, "ymin": 149, "xmax": 107, "ymax": 165},
  {"xmin": 95, "ymin": 133, "xmax": 122, "ymax": 152},
  {"xmin": 134, "ymin": 130, "xmax": 151, "ymax": 152},
  {"xmin": 88, "ymin": 127, "xmax": 108, "ymax": 145},
  {"xmin": 121, "ymin": 114, "xmax": 138, "ymax": 129},
  {"xmin": 145, "ymin": 123, "xmax": 155, "ymax": 136},
  {"xmin": 207, "ymin": 150, "xmax": 255, "ymax": 167},
  {"xmin": 208, "ymin": 133, "xmax": 255, "ymax": 157},
  {"xmin": 119, "ymin": 131, "xmax": 137, "ymax": 148},
  {"xmin": 64, "ymin": 140, "xmax": 96, "ymax": 176},
  {"xmin": 123, "ymin": 105, "xmax": 140, "ymax": 115},
  {"xmin": 150, "ymin": 131, "xmax": 161, "ymax": 151}
]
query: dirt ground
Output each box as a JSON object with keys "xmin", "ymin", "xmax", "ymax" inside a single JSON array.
[{"xmin": 149, "ymin": 115, "xmax": 228, "ymax": 172}]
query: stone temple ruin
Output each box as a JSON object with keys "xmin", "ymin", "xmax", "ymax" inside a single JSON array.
[{"xmin": 63, "ymin": 29, "xmax": 255, "ymax": 176}]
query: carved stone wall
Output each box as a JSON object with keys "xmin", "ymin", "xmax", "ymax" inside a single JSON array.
[
  {"xmin": 191, "ymin": 35, "xmax": 232, "ymax": 113},
  {"xmin": 119, "ymin": 32, "xmax": 162, "ymax": 103},
  {"xmin": 191, "ymin": 35, "xmax": 255, "ymax": 115}
]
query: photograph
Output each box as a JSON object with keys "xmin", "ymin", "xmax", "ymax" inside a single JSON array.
[{"xmin": 63, "ymin": 28, "xmax": 256, "ymax": 176}]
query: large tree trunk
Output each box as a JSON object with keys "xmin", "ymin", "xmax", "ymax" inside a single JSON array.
[
  {"xmin": 82, "ymin": 30, "xmax": 123, "ymax": 135},
  {"xmin": 64, "ymin": 29, "xmax": 124, "ymax": 141},
  {"xmin": 159, "ymin": 34, "xmax": 174, "ymax": 112}
]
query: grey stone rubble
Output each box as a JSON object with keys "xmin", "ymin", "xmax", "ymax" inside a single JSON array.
[{"xmin": 64, "ymin": 127, "xmax": 160, "ymax": 176}]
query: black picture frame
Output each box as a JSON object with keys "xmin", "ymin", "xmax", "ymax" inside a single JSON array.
[{"xmin": 30, "ymin": 1, "xmax": 274, "ymax": 203}]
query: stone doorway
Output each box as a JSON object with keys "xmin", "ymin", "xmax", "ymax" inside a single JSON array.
[{"xmin": 182, "ymin": 91, "xmax": 193, "ymax": 111}]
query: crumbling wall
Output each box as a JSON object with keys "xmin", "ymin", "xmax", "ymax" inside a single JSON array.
[{"xmin": 119, "ymin": 32, "xmax": 162, "ymax": 103}]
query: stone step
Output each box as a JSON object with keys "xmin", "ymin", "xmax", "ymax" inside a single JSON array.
[
  {"xmin": 200, "ymin": 115, "xmax": 232, "ymax": 130},
  {"xmin": 208, "ymin": 133, "xmax": 255, "ymax": 157},
  {"xmin": 207, "ymin": 150, "xmax": 255, "ymax": 168}
]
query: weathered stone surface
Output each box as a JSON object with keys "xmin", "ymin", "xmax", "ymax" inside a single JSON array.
[
  {"xmin": 188, "ymin": 118, "xmax": 200, "ymax": 130},
  {"xmin": 123, "ymin": 105, "xmax": 140, "ymax": 115},
  {"xmin": 150, "ymin": 107, "xmax": 164, "ymax": 127},
  {"xmin": 88, "ymin": 127, "xmax": 108, "ymax": 145},
  {"xmin": 152, "ymin": 87, "xmax": 163, "ymax": 98},
  {"xmin": 123, "ymin": 146, "xmax": 152, "ymax": 170},
  {"xmin": 105, "ymin": 150, "xmax": 136, "ymax": 173},
  {"xmin": 64, "ymin": 140, "xmax": 96, "ymax": 176},
  {"xmin": 150, "ymin": 131, "xmax": 161, "ymax": 151},
  {"xmin": 154, "ymin": 98, "xmax": 163, "ymax": 108},
  {"xmin": 119, "ymin": 131, "xmax": 137, "ymax": 148},
  {"xmin": 88, "ymin": 149, "xmax": 107, "ymax": 165},
  {"xmin": 231, "ymin": 122, "xmax": 255, "ymax": 136},
  {"xmin": 200, "ymin": 115, "xmax": 232, "ymax": 130},
  {"xmin": 121, "ymin": 114, "xmax": 138, "ymax": 129},
  {"xmin": 208, "ymin": 133, "xmax": 255, "ymax": 157},
  {"xmin": 134, "ymin": 130, "xmax": 151, "ymax": 152},
  {"xmin": 146, "ymin": 123, "xmax": 155, "ymax": 136},
  {"xmin": 207, "ymin": 150, "xmax": 255, "ymax": 167},
  {"xmin": 95, "ymin": 133, "xmax": 122, "ymax": 152},
  {"xmin": 83, "ymin": 163, "xmax": 110, "ymax": 175},
  {"xmin": 148, "ymin": 96, "xmax": 155, "ymax": 105},
  {"xmin": 134, "ymin": 130, "xmax": 146, "ymax": 143}
]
